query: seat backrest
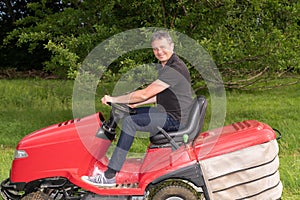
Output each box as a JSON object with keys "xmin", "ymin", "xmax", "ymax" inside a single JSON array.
[
  {"xmin": 150, "ymin": 95, "xmax": 207, "ymax": 145},
  {"xmin": 185, "ymin": 95, "xmax": 207, "ymax": 141}
]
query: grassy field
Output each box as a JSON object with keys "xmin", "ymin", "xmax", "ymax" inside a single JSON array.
[{"xmin": 0, "ymin": 78, "xmax": 299, "ymax": 199}]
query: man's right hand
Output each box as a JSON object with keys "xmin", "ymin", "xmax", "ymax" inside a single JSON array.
[{"xmin": 101, "ymin": 95, "xmax": 113, "ymax": 105}]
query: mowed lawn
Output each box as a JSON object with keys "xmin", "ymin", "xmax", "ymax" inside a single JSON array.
[{"xmin": 0, "ymin": 78, "xmax": 299, "ymax": 199}]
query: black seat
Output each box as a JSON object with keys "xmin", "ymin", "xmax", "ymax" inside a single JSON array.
[{"xmin": 150, "ymin": 96, "xmax": 207, "ymax": 146}]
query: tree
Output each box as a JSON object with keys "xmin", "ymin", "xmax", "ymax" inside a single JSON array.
[
  {"xmin": 2, "ymin": 0, "xmax": 300, "ymax": 89},
  {"xmin": 0, "ymin": 0, "xmax": 44, "ymax": 70}
]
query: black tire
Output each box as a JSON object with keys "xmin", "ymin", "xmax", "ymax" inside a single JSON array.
[
  {"xmin": 21, "ymin": 191, "xmax": 53, "ymax": 200},
  {"xmin": 150, "ymin": 181, "xmax": 204, "ymax": 200}
]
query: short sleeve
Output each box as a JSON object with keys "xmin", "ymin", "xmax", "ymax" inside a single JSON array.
[{"xmin": 158, "ymin": 66, "xmax": 183, "ymax": 87}]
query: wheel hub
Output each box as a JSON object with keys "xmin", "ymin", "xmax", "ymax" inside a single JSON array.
[{"xmin": 166, "ymin": 197, "xmax": 184, "ymax": 200}]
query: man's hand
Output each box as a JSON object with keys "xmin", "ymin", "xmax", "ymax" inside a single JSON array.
[
  {"xmin": 101, "ymin": 95, "xmax": 113, "ymax": 105},
  {"xmin": 128, "ymin": 104, "xmax": 137, "ymax": 108}
]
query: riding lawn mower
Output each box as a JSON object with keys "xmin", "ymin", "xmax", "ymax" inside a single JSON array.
[{"xmin": 1, "ymin": 96, "xmax": 282, "ymax": 200}]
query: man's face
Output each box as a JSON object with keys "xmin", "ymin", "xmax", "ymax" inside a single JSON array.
[{"xmin": 151, "ymin": 38, "xmax": 174, "ymax": 65}]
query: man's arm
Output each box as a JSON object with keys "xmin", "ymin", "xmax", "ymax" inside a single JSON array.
[
  {"xmin": 129, "ymin": 96, "xmax": 156, "ymax": 108},
  {"xmin": 101, "ymin": 79, "xmax": 169, "ymax": 105}
]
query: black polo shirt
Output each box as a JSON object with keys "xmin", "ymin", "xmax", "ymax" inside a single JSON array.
[{"xmin": 157, "ymin": 53, "xmax": 193, "ymax": 125}]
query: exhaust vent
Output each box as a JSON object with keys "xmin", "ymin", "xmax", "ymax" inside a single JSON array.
[{"xmin": 58, "ymin": 118, "xmax": 81, "ymax": 127}]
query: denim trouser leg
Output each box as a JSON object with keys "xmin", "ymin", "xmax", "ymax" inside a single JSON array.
[{"xmin": 108, "ymin": 107, "xmax": 180, "ymax": 172}]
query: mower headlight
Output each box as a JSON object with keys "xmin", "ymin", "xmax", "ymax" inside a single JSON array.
[{"xmin": 14, "ymin": 150, "xmax": 28, "ymax": 159}]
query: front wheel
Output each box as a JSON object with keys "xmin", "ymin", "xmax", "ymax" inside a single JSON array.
[
  {"xmin": 149, "ymin": 180, "xmax": 204, "ymax": 200},
  {"xmin": 21, "ymin": 191, "xmax": 53, "ymax": 200}
]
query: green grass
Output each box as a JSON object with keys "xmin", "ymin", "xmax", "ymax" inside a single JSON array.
[
  {"xmin": 0, "ymin": 146, "xmax": 14, "ymax": 181},
  {"xmin": 0, "ymin": 78, "xmax": 299, "ymax": 199},
  {"xmin": 0, "ymin": 79, "xmax": 74, "ymax": 146}
]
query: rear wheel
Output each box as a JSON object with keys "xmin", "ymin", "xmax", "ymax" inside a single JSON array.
[{"xmin": 149, "ymin": 180, "xmax": 204, "ymax": 200}]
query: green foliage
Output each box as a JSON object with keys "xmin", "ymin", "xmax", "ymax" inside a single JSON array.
[
  {"xmin": 1, "ymin": 0, "xmax": 300, "ymax": 82},
  {"xmin": 193, "ymin": 0, "xmax": 300, "ymax": 73},
  {"xmin": 44, "ymin": 40, "xmax": 80, "ymax": 78}
]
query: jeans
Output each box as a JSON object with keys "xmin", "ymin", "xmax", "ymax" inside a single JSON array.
[{"xmin": 108, "ymin": 106, "xmax": 180, "ymax": 172}]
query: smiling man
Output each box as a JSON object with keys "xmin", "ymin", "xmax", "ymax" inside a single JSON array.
[
  {"xmin": 82, "ymin": 31, "xmax": 194, "ymax": 187},
  {"xmin": 151, "ymin": 33, "xmax": 174, "ymax": 66}
]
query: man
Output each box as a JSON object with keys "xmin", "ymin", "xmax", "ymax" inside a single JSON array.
[{"xmin": 82, "ymin": 31, "xmax": 193, "ymax": 187}]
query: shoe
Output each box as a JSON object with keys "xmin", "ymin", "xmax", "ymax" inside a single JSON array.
[{"xmin": 81, "ymin": 171, "xmax": 116, "ymax": 187}]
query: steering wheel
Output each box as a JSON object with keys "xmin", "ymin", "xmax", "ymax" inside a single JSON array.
[
  {"xmin": 96, "ymin": 103, "xmax": 136, "ymax": 140},
  {"xmin": 109, "ymin": 102, "xmax": 137, "ymax": 115}
]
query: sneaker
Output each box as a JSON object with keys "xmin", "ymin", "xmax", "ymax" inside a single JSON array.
[{"xmin": 81, "ymin": 172, "xmax": 116, "ymax": 187}]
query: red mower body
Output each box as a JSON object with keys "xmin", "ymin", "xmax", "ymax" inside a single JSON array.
[
  {"xmin": 10, "ymin": 112, "xmax": 202, "ymax": 196},
  {"xmin": 2, "ymin": 109, "xmax": 282, "ymax": 199}
]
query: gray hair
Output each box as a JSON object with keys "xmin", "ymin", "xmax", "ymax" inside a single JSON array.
[{"xmin": 151, "ymin": 31, "xmax": 174, "ymax": 45}]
